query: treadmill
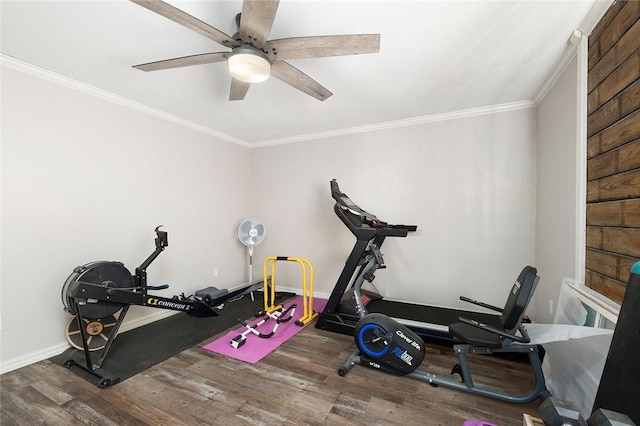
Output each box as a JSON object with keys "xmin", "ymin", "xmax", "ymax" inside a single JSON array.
[{"xmin": 315, "ymin": 179, "xmax": 505, "ymax": 343}]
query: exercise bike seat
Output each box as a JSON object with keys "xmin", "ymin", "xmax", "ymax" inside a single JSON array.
[
  {"xmin": 449, "ymin": 266, "xmax": 539, "ymax": 348},
  {"xmin": 449, "ymin": 322, "xmax": 508, "ymax": 348}
]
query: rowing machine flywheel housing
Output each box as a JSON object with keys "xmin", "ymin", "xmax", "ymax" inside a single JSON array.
[
  {"xmin": 61, "ymin": 261, "xmax": 132, "ymax": 318},
  {"xmin": 61, "ymin": 261, "xmax": 133, "ymax": 351}
]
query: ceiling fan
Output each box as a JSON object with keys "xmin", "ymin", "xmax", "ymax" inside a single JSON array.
[{"xmin": 130, "ymin": 0, "xmax": 381, "ymax": 101}]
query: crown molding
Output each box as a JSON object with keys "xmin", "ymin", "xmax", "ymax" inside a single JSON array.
[
  {"xmin": 533, "ymin": 32, "xmax": 581, "ymax": 106},
  {"xmin": 251, "ymin": 100, "xmax": 536, "ymax": 148},
  {"xmin": 1, "ymin": 54, "xmax": 248, "ymax": 147},
  {"xmin": 3, "ymin": 54, "xmax": 537, "ymax": 150},
  {"xmin": 579, "ymin": 0, "xmax": 615, "ymax": 37},
  {"xmin": 533, "ymin": 0, "xmax": 614, "ymax": 105}
]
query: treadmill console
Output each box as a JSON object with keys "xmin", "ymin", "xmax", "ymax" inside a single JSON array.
[
  {"xmin": 331, "ymin": 180, "xmax": 379, "ymax": 227},
  {"xmin": 330, "ymin": 179, "xmax": 417, "ymax": 239}
]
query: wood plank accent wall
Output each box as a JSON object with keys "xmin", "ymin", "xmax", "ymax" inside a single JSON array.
[{"xmin": 586, "ymin": 0, "xmax": 640, "ymax": 304}]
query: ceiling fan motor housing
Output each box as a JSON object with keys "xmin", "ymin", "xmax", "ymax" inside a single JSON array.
[{"xmin": 228, "ymin": 46, "xmax": 272, "ymax": 83}]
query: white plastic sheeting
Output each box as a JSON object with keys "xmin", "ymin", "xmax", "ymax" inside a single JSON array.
[{"xmin": 525, "ymin": 281, "xmax": 614, "ymax": 419}]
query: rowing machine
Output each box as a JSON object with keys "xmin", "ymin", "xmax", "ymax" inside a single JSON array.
[{"xmin": 60, "ymin": 226, "xmax": 253, "ymax": 387}]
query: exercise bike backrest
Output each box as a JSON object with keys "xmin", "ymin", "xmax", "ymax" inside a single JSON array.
[
  {"xmin": 500, "ymin": 266, "xmax": 538, "ymax": 331},
  {"xmin": 450, "ymin": 266, "xmax": 539, "ymax": 347}
]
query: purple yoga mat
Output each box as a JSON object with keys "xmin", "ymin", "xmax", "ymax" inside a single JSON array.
[{"xmin": 203, "ymin": 297, "xmax": 327, "ymax": 364}]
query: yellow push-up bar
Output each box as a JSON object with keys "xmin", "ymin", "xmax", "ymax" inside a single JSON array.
[{"xmin": 263, "ymin": 256, "xmax": 318, "ymax": 326}]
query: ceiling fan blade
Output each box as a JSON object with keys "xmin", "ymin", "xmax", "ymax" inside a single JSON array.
[
  {"xmin": 264, "ymin": 34, "xmax": 380, "ymax": 61},
  {"xmin": 239, "ymin": 0, "xmax": 279, "ymax": 48},
  {"xmin": 230, "ymin": 78, "xmax": 251, "ymax": 101},
  {"xmin": 130, "ymin": 0, "xmax": 239, "ymax": 49},
  {"xmin": 270, "ymin": 61, "xmax": 332, "ymax": 101},
  {"xmin": 133, "ymin": 52, "xmax": 228, "ymax": 72}
]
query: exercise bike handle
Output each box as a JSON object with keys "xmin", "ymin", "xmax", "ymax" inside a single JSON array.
[
  {"xmin": 457, "ymin": 316, "xmax": 531, "ymax": 344},
  {"xmin": 459, "ymin": 296, "xmax": 502, "ymax": 313}
]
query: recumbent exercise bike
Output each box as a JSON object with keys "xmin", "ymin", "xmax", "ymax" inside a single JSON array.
[{"xmin": 338, "ymin": 244, "xmax": 550, "ymax": 404}]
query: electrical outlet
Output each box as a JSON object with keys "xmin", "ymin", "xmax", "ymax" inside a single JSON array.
[
  {"xmin": 213, "ymin": 268, "xmax": 218, "ymax": 277},
  {"xmin": 548, "ymin": 300, "xmax": 554, "ymax": 315}
]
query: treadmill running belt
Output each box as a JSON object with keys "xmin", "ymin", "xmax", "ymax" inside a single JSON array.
[{"xmin": 367, "ymin": 299, "xmax": 502, "ymax": 334}]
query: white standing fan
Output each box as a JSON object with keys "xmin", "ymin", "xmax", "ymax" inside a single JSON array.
[{"xmin": 238, "ymin": 218, "xmax": 266, "ymax": 299}]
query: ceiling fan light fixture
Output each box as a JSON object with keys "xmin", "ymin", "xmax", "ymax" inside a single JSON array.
[{"xmin": 228, "ymin": 48, "xmax": 271, "ymax": 83}]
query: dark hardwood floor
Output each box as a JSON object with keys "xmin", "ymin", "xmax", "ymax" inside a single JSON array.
[{"xmin": 1, "ymin": 325, "xmax": 540, "ymax": 425}]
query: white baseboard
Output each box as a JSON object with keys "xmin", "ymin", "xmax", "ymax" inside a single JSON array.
[
  {"xmin": 0, "ymin": 309, "xmax": 178, "ymax": 375},
  {"xmin": 0, "ymin": 342, "xmax": 71, "ymax": 375}
]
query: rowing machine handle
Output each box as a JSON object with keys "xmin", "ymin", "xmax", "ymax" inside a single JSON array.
[{"xmin": 154, "ymin": 225, "xmax": 168, "ymax": 249}]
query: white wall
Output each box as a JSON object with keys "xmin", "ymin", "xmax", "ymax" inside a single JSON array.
[
  {"xmin": 535, "ymin": 55, "xmax": 580, "ymax": 323},
  {"xmin": 251, "ymin": 108, "xmax": 538, "ymax": 312},
  {"xmin": 0, "ymin": 65, "xmax": 252, "ymax": 372}
]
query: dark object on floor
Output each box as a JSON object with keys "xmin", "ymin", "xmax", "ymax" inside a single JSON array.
[
  {"xmin": 538, "ymin": 398, "xmax": 636, "ymax": 426},
  {"xmin": 592, "ymin": 262, "xmax": 640, "ymax": 424},
  {"xmin": 539, "ymin": 397, "xmax": 586, "ymax": 425},
  {"xmin": 588, "ymin": 409, "xmax": 636, "ymax": 426}
]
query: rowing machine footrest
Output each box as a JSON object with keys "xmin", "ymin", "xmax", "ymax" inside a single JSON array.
[{"xmin": 195, "ymin": 286, "xmax": 228, "ymax": 301}]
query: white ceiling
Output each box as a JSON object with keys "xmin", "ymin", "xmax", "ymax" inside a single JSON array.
[{"xmin": 1, "ymin": 0, "xmax": 603, "ymax": 146}]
